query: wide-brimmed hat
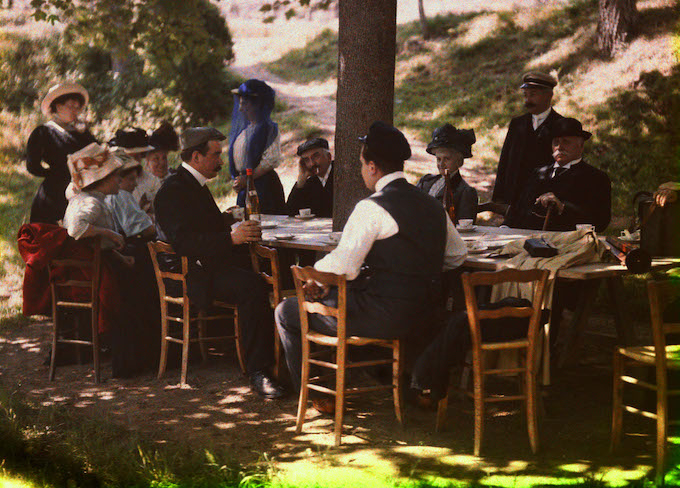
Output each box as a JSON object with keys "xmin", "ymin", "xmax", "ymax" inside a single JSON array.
[
  {"xmin": 297, "ymin": 137, "xmax": 329, "ymax": 157},
  {"xmin": 520, "ymin": 72, "xmax": 557, "ymax": 90},
  {"xmin": 149, "ymin": 121, "xmax": 179, "ymax": 152},
  {"xmin": 108, "ymin": 128, "xmax": 154, "ymax": 154},
  {"xmin": 112, "ymin": 149, "xmax": 142, "ymax": 172},
  {"xmin": 67, "ymin": 143, "xmax": 123, "ymax": 190},
  {"xmin": 358, "ymin": 121, "xmax": 411, "ymax": 162},
  {"xmin": 552, "ymin": 117, "xmax": 591, "ymax": 140},
  {"xmin": 40, "ymin": 82, "xmax": 89, "ymax": 117},
  {"xmin": 426, "ymin": 124, "xmax": 476, "ymax": 158}
]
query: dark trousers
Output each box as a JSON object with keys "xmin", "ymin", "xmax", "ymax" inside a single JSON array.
[{"xmin": 211, "ymin": 266, "xmax": 275, "ymax": 375}]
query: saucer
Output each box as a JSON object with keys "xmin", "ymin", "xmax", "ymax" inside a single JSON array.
[
  {"xmin": 294, "ymin": 214, "xmax": 315, "ymax": 220},
  {"xmin": 457, "ymin": 225, "xmax": 476, "ymax": 233},
  {"xmin": 274, "ymin": 234, "xmax": 295, "ymax": 241},
  {"xmin": 467, "ymin": 245, "xmax": 489, "ymax": 254}
]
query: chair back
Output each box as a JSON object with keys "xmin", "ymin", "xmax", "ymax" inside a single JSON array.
[
  {"xmin": 461, "ymin": 269, "xmax": 550, "ymax": 370},
  {"xmin": 647, "ymin": 279, "xmax": 680, "ymax": 374},
  {"xmin": 291, "ymin": 266, "xmax": 347, "ymax": 340},
  {"xmin": 48, "ymin": 236, "xmax": 102, "ymax": 308},
  {"xmin": 147, "ymin": 241, "xmax": 189, "ymax": 307},
  {"xmin": 250, "ymin": 243, "xmax": 283, "ymax": 304}
]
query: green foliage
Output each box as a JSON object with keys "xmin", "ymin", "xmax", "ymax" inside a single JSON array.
[{"xmin": 267, "ymin": 29, "xmax": 338, "ymax": 83}]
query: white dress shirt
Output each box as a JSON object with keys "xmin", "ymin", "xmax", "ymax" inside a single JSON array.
[
  {"xmin": 181, "ymin": 162, "xmax": 208, "ymax": 186},
  {"xmin": 550, "ymin": 158, "xmax": 582, "ymax": 178},
  {"xmin": 63, "ymin": 190, "xmax": 118, "ymax": 248},
  {"xmin": 532, "ymin": 107, "xmax": 552, "ymax": 130},
  {"xmin": 320, "ymin": 163, "xmax": 333, "ymax": 187},
  {"xmin": 315, "ymin": 172, "xmax": 467, "ymax": 280}
]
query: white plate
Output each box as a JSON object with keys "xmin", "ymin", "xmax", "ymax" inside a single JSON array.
[
  {"xmin": 456, "ymin": 225, "xmax": 476, "ymax": 233},
  {"xmin": 294, "ymin": 214, "xmax": 315, "ymax": 220},
  {"xmin": 274, "ymin": 234, "xmax": 296, "ymax": 241}
]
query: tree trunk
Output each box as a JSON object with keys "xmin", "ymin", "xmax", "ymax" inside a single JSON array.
[
  {"xmin": 418, "ymin": 0, "xmax": 429, "ymax": 40},
  {"xmin": 333, "ymin": 0, "xmax": 397, "ymax": 229},
  {"xmin": 597, "ymin": 0, "xmax": 637, "ymax": 57}
]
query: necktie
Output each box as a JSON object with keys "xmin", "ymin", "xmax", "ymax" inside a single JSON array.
[{"xmin": 552, "ymin": 166, "xmax": 568, "ymax": 179}]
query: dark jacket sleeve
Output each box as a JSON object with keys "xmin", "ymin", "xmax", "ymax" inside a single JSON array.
[
  {"xmin": 560, "ymin": 168, "xmax": 611, "ymax": 232},
  {"xmin": 154, "ymin": 181, "xmax": 233, "ymax": 264},
  {"xmin": 456, "ymin": 184, "xmax": 479, "ymax": 222},
  {"xmin": 26, "ymin": 126, "xmax": 49, "ymax": 177},
  {"xmin": 286, "ymin": 176, "xmax": 324, "ymax": 217},
  {"xmin": 492, "ymin": 118, "xmax": 518, "ymax": 204}
]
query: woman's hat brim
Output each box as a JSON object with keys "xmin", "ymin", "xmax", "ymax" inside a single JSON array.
[{"xmin": 41, "ymin": 82, "xmax": 89, "ymax": 117}]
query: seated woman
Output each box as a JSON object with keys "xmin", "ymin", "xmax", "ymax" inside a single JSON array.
[
  {"xmin": 228, "ymin": 79, "xmax": 287, "ymax": 215},
  {"xmin": 417, "ymin": 123, "xmax": 478, "ymax": 224},
  {"xmin": 133, "ymin": 121, "xmax": 179, "ymax": 215},
  {"xmin": 105, "ymin": 153, "xmax": 155, "ymax": 241}
]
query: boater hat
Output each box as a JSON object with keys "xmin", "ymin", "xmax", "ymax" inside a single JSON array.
[
  {"xmin": 520, "ymin": 72, "xmax": 557, "ymax": 90},
  {"xmin": 358, "ymin": 121, "xmax": 411, "ymax": 161},
  {"xmin": 67, "ymin": 143, "xmax": 123, "ymax": 191},
  {"xmin": 296, "ymin": 137, "xmax": 329, "ymax": 157},
  {"xmin": 108, "ymin": 128, "xmax": 155, "ymax": 154},
  {"xmin": 426, "ymin": 124, "xmax": 476, "ymax": 158},
  {"xmin": 40, "ymin": 82, "xmax": 89, "ymax": 117},
  {"xmin": 552, "ymin": 117, "xmax": 591, "ymax": 140}
]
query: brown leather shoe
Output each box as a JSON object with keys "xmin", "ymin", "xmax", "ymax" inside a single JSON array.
[{"xmin": 312, "ymin": 396, "xmax": 336, "ymax": 415}]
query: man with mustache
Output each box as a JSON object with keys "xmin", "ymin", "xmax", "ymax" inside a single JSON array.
[
  {"xmin": 488, "ymin": 72, "xmax": 564, "ymax": 214},
  {"xmin": 154, "ymin": 127, "xmax": 285, "ymax": 399},
  {"xmin": 286, "ymin": 137, "xmax": 334, "ymax": 218},
  {"xmin": 504, "ymin": 118, "xmax": 611, "ymax": 231}
]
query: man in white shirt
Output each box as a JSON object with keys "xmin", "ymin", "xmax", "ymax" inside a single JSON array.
[{"xmin": 275, "ymin": 121, "xmax": 467, "ymax": 396}]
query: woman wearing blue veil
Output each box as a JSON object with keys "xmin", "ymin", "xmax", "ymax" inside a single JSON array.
[{"xmin": 228, "ymin": 79, "xmax": 286, "ymax": 214}]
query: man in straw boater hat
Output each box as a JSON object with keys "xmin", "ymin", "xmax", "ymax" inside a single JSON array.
[
  {"xmin": 154, "ymin": 127, "xmax": 286, "ymax": 399},
  {"xmin": 274, "ymin": 121, "xmax": 467, "ymax": 414},
  {"xmin": 27, "ymin": 82, "xmax": 96, "ymax": 224},
  {"xmin": 286, "ymin": 137, "xmax": 334, "ymax": 218},
  {"xmin": 504, "ymin": 117, "xmax": 611, "ymax": 232},
  {"xmin": 486, "ymin": 72, "xmax": 564, "ymax": 215}
]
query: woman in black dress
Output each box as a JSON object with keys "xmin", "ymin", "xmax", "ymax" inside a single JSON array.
[{"xmin": 26, "ymin": 82, "xmax": 97, "ymax": 224}]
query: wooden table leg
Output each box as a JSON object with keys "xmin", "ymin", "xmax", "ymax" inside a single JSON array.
[
  {"xmin": 557, "ymin": 279, "xmax": 600, "ymax": 368},
  {"xmin": 606, "ymin": 276, "xmax": 636, "ymax": 346}
]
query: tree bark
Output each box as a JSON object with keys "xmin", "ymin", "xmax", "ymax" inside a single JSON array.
[
  {"xmin": 597, "ymin": 0, "xmax": 637, "ymax": 57},
  {"xmin": 333, "ymin": 0, "xmax": 397, "ymax": 229},
  {"xmin": 418, "ymin": 0, "xmax": 429, "ymax": 40}
]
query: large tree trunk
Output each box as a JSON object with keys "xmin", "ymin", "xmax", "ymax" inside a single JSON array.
[
  {"xmin": 597, "ymin": 0, "xmax": 637, "ymax": 57},
  {"xmin": 333, "ymin": 0, "xmax": 397, "ymax": 229}
]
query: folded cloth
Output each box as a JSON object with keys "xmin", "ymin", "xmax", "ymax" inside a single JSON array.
[
  {"xmin": 489, "ymin": 228, "xmax": 606, "ymax": 307},
  {"xmin": 18, "ymin": 223, "xmax": 120, "ymax": 333}
]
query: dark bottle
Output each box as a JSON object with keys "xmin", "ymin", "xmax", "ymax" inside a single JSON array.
[
  {"xmin": 245, "ymin": 168, "xmax": 261, "ymax": 221},
  {"xmin": 443, "ymin": 169, "xmax": 456, "ymax": 224}
]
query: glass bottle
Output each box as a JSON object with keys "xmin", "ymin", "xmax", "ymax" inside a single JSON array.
[
  {"xmin": 244, "ymin": 168, "xmax": 261, "ymax": 221},
  {"xmin": 443, "ymin": 169, "xmax": 456, "ymax": 223}
]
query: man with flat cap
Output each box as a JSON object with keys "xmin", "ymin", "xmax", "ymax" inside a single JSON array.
[
  {"xmin": 286, "ymin": 137, "xmax": 334, "ymax": 218},
  {"xmin": 154, "ymin": 126, "xmax": 285, "ymax": 399},
  {"xmin": 505, "ymin": 117, "xmax": 611, "ymax": 232},
  {"xmin": 275, "ymin": 121, "xmax": 467, "ymax": 403},
  {"xmin": 488, "ymin": 72, "xmax": 564, "ymax": 214}
]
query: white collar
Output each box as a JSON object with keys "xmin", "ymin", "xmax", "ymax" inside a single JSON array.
[
  {"xmin": 375, "ymin": 171, "xmax": 406, "ymax": 193},
  {"xmin": 181, "ymin": 162, "xmax": 208, "ymax": 186},
  {"xmin": 532, "ymin": 107, "xmax": 552, "ymax": 126},
  {"xmin": 552, "ymin": 158, "xmax": 582, "ymax": 170},
  {"xmin": 320, "ymin": 162, "xmax": 333, "ymax": 186},
  {"xmin": 46, "ymin": 119, "xmax": 68, "ymax": 134}
]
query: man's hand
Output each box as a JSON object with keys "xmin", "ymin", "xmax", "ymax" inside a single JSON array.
[
  {"xmin": 535, "ymin": 192, "xmax": 565, "ymax": 214},
  {"xmin": 105, "ymin": 229, "xmax": 125, "ymax": 250},
  {"xmin": 232, "ymin": 175, "xmax": 247, "ymax": 193},
  {"xmin": 654, "ymin": 183, "xmax": 679, "ymax": 207},
  {"xmin": 296, "ymin": 157, "xmax": 316, "ymax": 187},
  {"xmin": 302, "ymin": 280, "xmax": 329, "ymax": 300},
  {"xmin": 230, "ymin": 220, "xmax": 261, "ymax": 245}
]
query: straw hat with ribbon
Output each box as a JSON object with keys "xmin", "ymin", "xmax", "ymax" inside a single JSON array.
[
  {"xmin": 67, "ymin": 143, "xmax": 122, "ymax": 191},
  {"xmin": 40, "ymin": 82, "xmax": 89, "ymax": 117}
]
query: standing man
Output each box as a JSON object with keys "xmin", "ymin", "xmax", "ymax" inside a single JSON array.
[
  {"xmin": 490, "ymin": 72, "xmax": 564, "ymax": 212},
  {"xmin": 154, "ymin": 127, "xmax": 285, "ymax": 399},
  {"xmin": 275, "ymin": 122, "xmax": 467, "ymax": 400},
  {"xmin": 286, "ymin": 137, "xmax": 334, "ymax": 218}
]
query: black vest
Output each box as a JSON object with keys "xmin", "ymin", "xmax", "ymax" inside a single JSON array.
[{"xmin": 359, "ymin": 178, "xmax": 446, "ymax": 298}]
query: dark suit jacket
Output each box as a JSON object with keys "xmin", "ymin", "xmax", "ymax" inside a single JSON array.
[
  {"xmin": 504, "ymin": 160, "xmax": 612, "ymax": 232},
  {"xmin": 416, "ymin": 172, "xmax": 478, "ymax": 224},
  {"xmin": 492, "ymin": 109, "xmax": 563, "ymax": 206},
  {"xmin": 154, "ymin": 166, "xmax": 234, "ymax": 308},
  {"xmin": 286, "ymin": 165, "xmax": 334, "ymax": 217}
]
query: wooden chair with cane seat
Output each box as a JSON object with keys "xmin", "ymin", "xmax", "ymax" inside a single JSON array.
[
  {"xmin": 291, "ymin": 265, "xmax": 404, "ymax": 446},
  {"xmin": 249, "ymin": 243, "xmax": 295, "ymax": 379},
  {"xmin": 147, "ymin": 241, "xmax": 243, "ymax": 386},
  {"xmin": 611, "ymin": 279, "xmax": 680, "ymax": 485},
  {"xmin": 436, "ymin": 268, "xmax": 550, "ymax": 455},
  {"xmin": 48, "ymin": 236, "xmax": 102, "ymax": 383}
]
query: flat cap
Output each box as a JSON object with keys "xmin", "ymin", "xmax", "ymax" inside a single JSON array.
[
  {"xmin": 552, "ymin": 117, "xmax": 591, "ymax": 140},
  {"xmin": 358, "ymin": 121, "xmax": 411, "ymax": 162},
  {"xmin": 180, "ymin": 127, "xmax": 226, "ymax": 151},
  {"xmin": 521, "ymin": 72, "xmax": 557, "ymax": 90},
  {"xmin": 297, "ymin": 137, "xmax": 329, "ymax": 157},
  {"xmin": 426, "ymin": 124, "xmax": 476, "ymax": 158}
]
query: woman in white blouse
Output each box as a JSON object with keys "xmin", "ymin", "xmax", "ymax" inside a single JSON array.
[{"xmin": 228, "ymin": 79, "xmax": 287, "ymax": 214}]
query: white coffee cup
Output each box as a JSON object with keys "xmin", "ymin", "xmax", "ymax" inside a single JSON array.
[
  {"xmin": 299, "ymin": 208, "xmax": 312, "ymax": 217},
  {"xmin": 458, "ymin": 219, "xmax": 474, "ymax": 229},
  {"xmin": 229, "ymin": 206, "xmax": 245, "ymax": 221}
]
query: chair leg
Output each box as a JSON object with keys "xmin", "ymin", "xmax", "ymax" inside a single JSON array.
[
  {"xmin": 233, "ymin": 310, "xmax": 246, "ymax": 374},
  {"xmin": 295, "ymin": 337, "xmax": 311, "ymax": 434},
  {"xmin": 273, "ymin": 333, "xmax": 282, "ymax": 380},
  {"xmin": 436, "ymin": 395, "xmax": 449, "ymax": 433},
  {"xmin": 335, "ymin": 344, "xmax": 347, "ymax": 447},
  {"xmin": 198, "ymin": 312, "xmax": 208, "ymax": 363},
  {"xmin": 157, "ymin": 306, "xmax": 169, "ymax": 379},
  {"xmin": 656, "ymin": 370, "xmax": 668, "ymax": 486},
  {"xmin": 473, "ymin": 362, "xmax": 484, "ymax": 456},
  {"xmin": 74, "ymin": 313, "xmax": 82, "ymax": 365},
  {"xmin": 526, "ymin": 368, "xmax": 539, "ymax": 454},
  {"xmin": 180, "ymin": 315, "xmax": 190, "ymax": 386},
  {"xmin": 49, "ymin": 307, "xmax": 59, "ymax": 382},
  {"xmin": 91, "ymin": 307, "xmax": 100, "ymax": 384},
  {"xmin": 610, "ymin": 352, "xmax": 624, "ymax": 452},
  {"xmin": 392, "ymin": 341, "xmax": 404, "ymax": 426}
]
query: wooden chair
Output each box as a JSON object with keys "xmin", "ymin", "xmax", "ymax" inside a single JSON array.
[
  {"xmin": 611, "ymin": 279, "xmax": 680, "ymax": 485},
  {"xmin": 436, "ymin": 268, "xmax": 550, "ymax": 456},
  {"xmin": 48, "ymin": 236, "xmax": 102, "ymax": 383},
  {"xmin": 249, "ymin": 243, "xmax": 295, "ymax": 379},
  {"xmin": 147, "ymin": 241, "xmax": 244, "ymax": 386},
  {"xmin": 291, "ymin": 265, "xmax": 403, "ymax": 446}
]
